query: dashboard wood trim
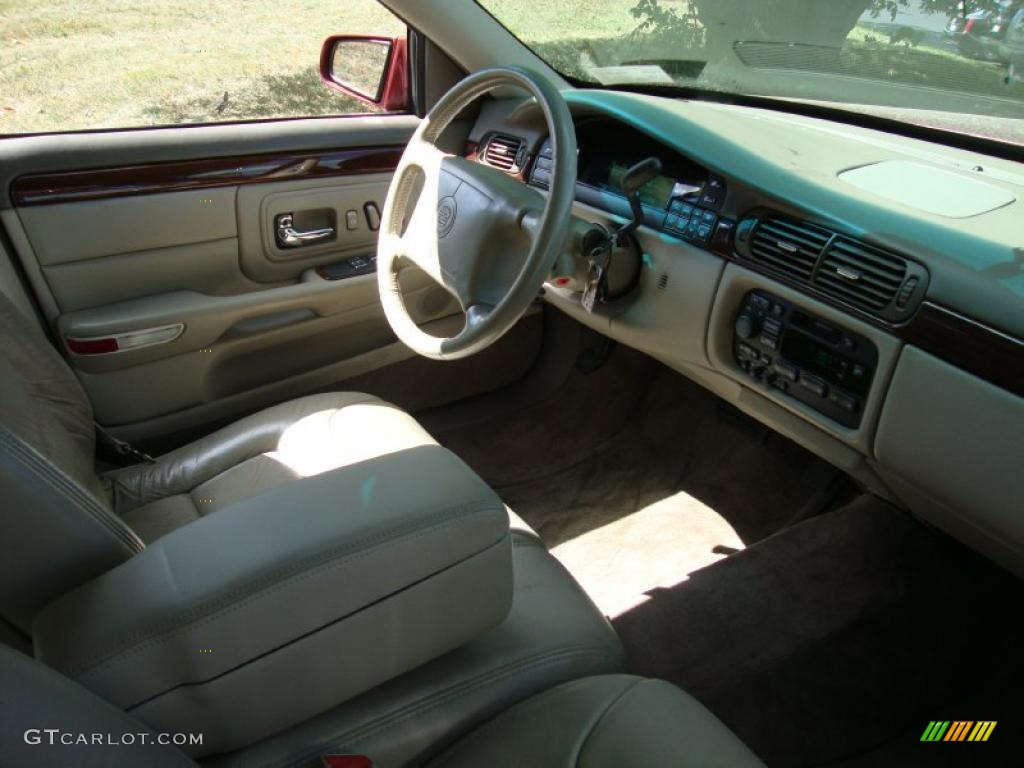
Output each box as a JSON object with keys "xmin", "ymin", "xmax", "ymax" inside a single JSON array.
[
  {"xmin": 901, "ymin": 303, "xmax": 1024, "ymax": 397},
  {"xmin": 10, "ymin": 146, "xmax": 404, "ymax": 206}
]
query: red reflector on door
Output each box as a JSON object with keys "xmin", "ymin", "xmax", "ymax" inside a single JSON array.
[
  {"xmin": 321, "ymin": 757, "xmax": 373, "ymax": 768},
  {"xmin": 66, "ymin": 336, "xmax": 119, "ymax": 355}
]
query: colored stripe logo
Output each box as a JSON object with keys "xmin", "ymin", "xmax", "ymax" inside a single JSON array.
[{"xmin": 920, "ymin": 721, "xmax": 996, "ymax": 742}]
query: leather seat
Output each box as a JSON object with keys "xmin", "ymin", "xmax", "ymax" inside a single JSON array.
[
  {"xmin": 0, "ymin": 646, "xmax": 764, "ymax": 768},
  {"xmin": 0, "ymin": 289, "xmax": 621, "ymax": 763},
  {"xmin": 0, "ymin": 288, "xmax": 443, "ymax": 626},
  {"xmin": 429, "ymin": 674, "xmax": 765, "ymax": 768}
]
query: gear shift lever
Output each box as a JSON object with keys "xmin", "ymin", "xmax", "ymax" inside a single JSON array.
[{"xmin": 615, "ymin": 157, "xmax": 662, "ymax": 243}]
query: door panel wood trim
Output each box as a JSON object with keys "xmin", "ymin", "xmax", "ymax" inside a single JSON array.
[{"xmin": 11, "ymin": 146, "xmax": 403, "ymax": 206}]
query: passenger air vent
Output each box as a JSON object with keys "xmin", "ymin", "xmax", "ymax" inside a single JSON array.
[
  {"xmin": 816, "ymin": 237, "xmax": 906, "ymax": 311},
  {"xmin": 735, "ymin": 211, "xmax": 929, "ymax": 322},
  {"xmin": 748, "ymin": 216, "xmax": 830, "ymax": 280},
  {"xmin": 482, "ymin": 135, "xmax": 524, "ymax": 173}
]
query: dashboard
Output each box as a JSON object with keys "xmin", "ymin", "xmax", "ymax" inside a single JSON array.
[
  {"xmin": 528, "ymin": 119, "xmax": 726, "ymax": 250},
  {"xmin": 466, "ymin": 90, "xmax": 1024, "ymax": 577}
]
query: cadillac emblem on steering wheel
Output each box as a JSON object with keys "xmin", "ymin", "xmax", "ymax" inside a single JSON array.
[{"xmin": 437, "ymin": 196, "xmax": 457, "ymax": 238}]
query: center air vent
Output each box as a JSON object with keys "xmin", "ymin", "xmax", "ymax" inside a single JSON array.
[
  {"xmin": 482, "ymin": 135, "xmax": 524, "ymax": 173},
  {"xmin": 817, "ymin": 237, "xmax": 906, "ymax": 311},
  {"xmin": 736, "ymin": 211, "xmax": 929, "ymax": 322},
  {"xmin": 748, "ymin": 216, "xmax": 831, "ymax": 279}
]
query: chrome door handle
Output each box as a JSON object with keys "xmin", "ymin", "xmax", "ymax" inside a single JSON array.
[{"xmin": 275, "ymin": 214, "xmax": 335, "ymax": 248}]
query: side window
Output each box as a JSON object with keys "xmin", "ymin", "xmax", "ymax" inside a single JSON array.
[{"xmin": 0, "ymin": 0, "xmax": 406, "ymax": 135}]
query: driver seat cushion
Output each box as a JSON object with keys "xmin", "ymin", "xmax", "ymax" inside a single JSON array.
[{"xmin": 105, "ymin": 392, "xmax": 438, "ymax": 543}]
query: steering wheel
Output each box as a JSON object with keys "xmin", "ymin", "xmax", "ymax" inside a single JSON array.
[{"xmin": 377, "ymin": 67, "xmax": 577, "ymax": 360}]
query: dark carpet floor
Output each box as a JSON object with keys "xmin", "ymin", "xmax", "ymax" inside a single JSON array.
[
  {"xmin": 434, "ymin": 339, "xmax": 846, "ymax": 545},
  {"xmin": 614, "ymin": 496, "xmax": 1024, "ymax": 767},
  {"xmin": 429, "ymin": 335, "xmax": 1024, "ymax": 767}
]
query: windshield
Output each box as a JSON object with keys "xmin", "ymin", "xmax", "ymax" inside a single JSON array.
[{"xmin": 477, "ymin": 0, "xmax": 1024, "ymax": 145}]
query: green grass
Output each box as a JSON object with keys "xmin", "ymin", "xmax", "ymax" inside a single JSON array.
[
  {"xmin": 0, "ymin": 0, "xmax": 404, "ymax": 133},
  {"xmin": 1, "ymin": 0, "xmax": 1019, "ymax": 135}
]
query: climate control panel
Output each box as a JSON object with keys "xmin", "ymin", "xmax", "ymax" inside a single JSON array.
[{"xmin": 732, "ymin": 291, "xmax": 878, "ymax": 428}]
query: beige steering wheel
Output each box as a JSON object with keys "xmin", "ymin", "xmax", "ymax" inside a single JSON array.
[{"xmin": 377, "ymin": 67, "xmax": 577, "ymax": 360}]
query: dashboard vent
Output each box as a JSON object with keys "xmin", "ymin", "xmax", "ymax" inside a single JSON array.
[
  {"xmin": 749, "ymin": 217, "xmax": 830, "ymax": 280},
  {"xmin": 482, "ymin": 135, "xmax": 523, "ymax": 172},
  {"xmin": 736, "ymin": 211, "xmax": 928, "ymax": 322},
  {"xmin": 816, "ymin": 237, "xmax": 907, "ymax": 311}
]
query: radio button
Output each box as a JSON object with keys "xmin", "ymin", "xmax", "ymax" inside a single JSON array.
[
  {"xmin": 735, "ymin": 313, "xmax": 759, "ymax": 340},
  {"xmin": 798, "ymin": 374, "xmax": 828, "ymax": 398},
  {"xmin": 761, "ymin": 335, "xmax": 779, "ymax": 351},
  {"xmin": 829, "ymin": 391, "xmax": 859, "ymax": 413},
  {"xmin": 774, "ymin": 361, "xmax": 799, "ymax": 382},
  {"xmin": 738, "ymin": 342, "xmax": 759, "ymax": 359}
]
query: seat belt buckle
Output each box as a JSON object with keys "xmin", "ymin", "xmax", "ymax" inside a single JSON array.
[{"xmin": 94, "ymin": 422, "xmax": 155, "ymax": 465}]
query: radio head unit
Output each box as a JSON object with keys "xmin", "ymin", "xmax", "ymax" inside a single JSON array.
[{"xmin": 733, "ymin": 290, "xmax": 878, "ymax": 428}]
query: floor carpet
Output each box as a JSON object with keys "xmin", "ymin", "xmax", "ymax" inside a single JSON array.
[
  {"xmin": 433, "ymin": 340, "xmax": 846, "ymax": 618},
  {"xmin": 613, "ymin": 496, "xmax": 1024, "ymax": 767},
  {"xmin": 430, "ymin": 334, "xmax": 1023, "ymax": 767}
]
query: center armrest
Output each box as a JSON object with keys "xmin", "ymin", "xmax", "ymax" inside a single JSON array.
[{"xmin": 33, "ymin": 445, "xmax": 512, "ymax": 757}]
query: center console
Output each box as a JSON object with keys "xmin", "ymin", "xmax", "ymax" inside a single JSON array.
[
  {"xmin": 733, "ymin": 290, "xmax": 878, "ymax": 428},
  {"xmin": 33, "ymin": 446, "xmax": 512, "ymax": 757}
]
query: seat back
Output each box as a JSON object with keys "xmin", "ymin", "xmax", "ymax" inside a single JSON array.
[{"xmin": 0, "ymin": 291, "xmax": 141, "ymax": 632}]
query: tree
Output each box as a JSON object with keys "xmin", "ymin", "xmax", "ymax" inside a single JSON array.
[{"xmin": 629, "ymin": 0, "xmax": 1005, "ymax": 62}]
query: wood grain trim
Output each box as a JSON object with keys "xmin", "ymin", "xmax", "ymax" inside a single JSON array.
[
  {"xmin": 901, "ymin": 302, "xmax": 1024, "ymax": 397},
  {"xmin": 10, "ymin": 145, "xmax": 404, "ymax": 206}
]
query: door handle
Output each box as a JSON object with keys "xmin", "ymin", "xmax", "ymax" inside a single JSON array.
[{"xmin": 275, "ymin": 213, "xmax": 335, "ymax": 248}]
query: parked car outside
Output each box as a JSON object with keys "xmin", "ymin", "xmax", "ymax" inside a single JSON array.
[
  {"xmin": 946, "ymin": 0, "xmax": 1023, "ymax": 61},
  {"xmin": 999, "ymin": 6, "xmax": 1024, "ymax": 81}
]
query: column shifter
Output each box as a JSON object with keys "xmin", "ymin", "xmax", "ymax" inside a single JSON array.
[{"xmin": 613, "ymin": 157, "xmax": 663, "ymax": 243}]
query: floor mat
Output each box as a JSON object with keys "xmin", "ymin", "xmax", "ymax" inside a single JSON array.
[
  {"xmin": 613, "ymin": 496, "xmax": 1024, "ymax": 767},
  {"xmin": 433, "ymin": 340, "xmax": 846, "ymax": 617}
]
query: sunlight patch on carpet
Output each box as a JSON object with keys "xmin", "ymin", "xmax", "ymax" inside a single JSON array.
[{"xmin": 550, "ymin": 491, "xmax": 744, "ymax": 618}]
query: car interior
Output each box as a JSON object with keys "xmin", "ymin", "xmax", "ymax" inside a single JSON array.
[{"xmin": 1, "ymin": 1, "xmax": 1022, "ymax": 766}]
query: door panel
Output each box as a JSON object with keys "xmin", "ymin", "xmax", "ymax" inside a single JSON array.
[
  {"xmin": 237, "ymin": 175, "xmax": 390, "ymax": 281},
  {"xmin": 18, "ymin": 188, "xmax": 238, "ymax": 268},
  {"xmin": 65, "ymin": 275, "xmax": 458, "ymax": 428},
  {"xmin": 0, "ymin": 117, "xmax": 495, "ymax": 439}
]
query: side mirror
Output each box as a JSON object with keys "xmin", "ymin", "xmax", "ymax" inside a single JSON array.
[{"xmin": 319, "ymin": 34, "xmax": 409, "ymax": 112}]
